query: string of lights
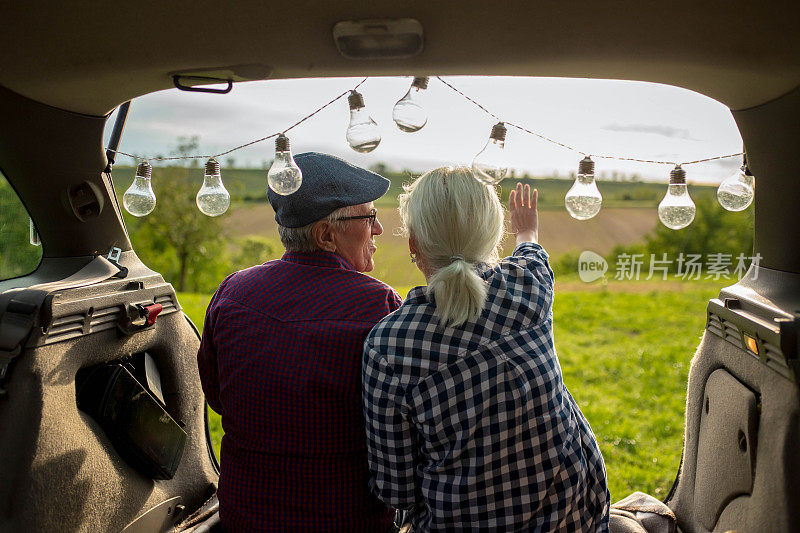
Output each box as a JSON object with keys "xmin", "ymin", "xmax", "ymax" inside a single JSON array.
[
  {"xmin": 109, "ymin": 76, "xmax": 755, "ymax": 229},
  {"xmin": 434, "ymin": 76, "xmax": 745, "ymax": 167},
  {"xmin": 108, "ymin": 77, "xmax": 369, "ymax": 163}
]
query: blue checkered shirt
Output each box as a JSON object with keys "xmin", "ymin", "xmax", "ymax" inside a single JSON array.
[{"xmin": 363, "ymin": 242, "xmax": 610, "ymax": 532}]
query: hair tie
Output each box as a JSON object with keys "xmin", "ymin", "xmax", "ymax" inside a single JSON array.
[{"xmin": 450, "ymin": 255, "xmax": 465, "ymax": 263}]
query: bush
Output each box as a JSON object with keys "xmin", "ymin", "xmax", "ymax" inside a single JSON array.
[
  {"xmin": 608, "ymin": 197, "xmax": 754, "ymax": 276},
  {"xmin": 646, "ymin": 197, "xmax": 754, "ymax": 259},
  {"xmin": 552, "ymin": 251, "xmax": 581, "ymax": 277}
]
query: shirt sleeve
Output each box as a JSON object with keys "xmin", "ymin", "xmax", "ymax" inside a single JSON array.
[
  {"xmin": 510, "ymin": 241, "xmax": 555, "ymax": 289},
  {"xmin": 495, "ymin": 241, "xmax": 555, "ymax": 325},
  {"xmin": 362, "ymin": 341, "xmax": 417, "ymax": 509},
  {"xmin": 197, "ymin": 277, "xmax": 232, "ymax": 415}
]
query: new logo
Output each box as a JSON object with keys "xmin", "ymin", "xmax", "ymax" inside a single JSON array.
[{"xmin": 578, "ymin": 251, "xmax": 608, "ymax": 282}]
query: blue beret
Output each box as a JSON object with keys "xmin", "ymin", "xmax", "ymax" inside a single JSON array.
[{"xmin": 268, "ymin": 152, "xmax": 391, "ymax": 228}]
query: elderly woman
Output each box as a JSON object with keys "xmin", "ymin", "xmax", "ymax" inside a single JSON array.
[{"xmin": 363, "ymin": 167, "xmax": 610, "ymax": 532}]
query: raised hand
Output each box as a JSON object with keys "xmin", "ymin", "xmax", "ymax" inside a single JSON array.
[{"xmin": 509, "ymin": 182, "xmax": 538, "ymax": 244}]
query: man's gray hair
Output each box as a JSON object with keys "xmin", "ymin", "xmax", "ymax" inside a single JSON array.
[{"xmin": 277, "ymin": 205, "xmax": 356, "ymax": 252}]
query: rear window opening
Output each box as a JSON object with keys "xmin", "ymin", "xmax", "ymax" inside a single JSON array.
[{"xmin": 103, "ymin": 75, "xmax": 752, "ymax": 498}]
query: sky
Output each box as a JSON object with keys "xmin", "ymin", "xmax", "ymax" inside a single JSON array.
[{"xmin": 106, "ymin": 76, "xmax": 744, "ymax": 184}]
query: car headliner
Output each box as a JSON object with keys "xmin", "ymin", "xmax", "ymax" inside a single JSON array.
[{"xmin": 1, "ymin": 1, "xmax": 798, "ymax": 115}]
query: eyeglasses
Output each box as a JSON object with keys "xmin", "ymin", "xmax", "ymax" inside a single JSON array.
[{"xmin": 333, "ymin": 208, "xmax": 378, "ymax": 228}]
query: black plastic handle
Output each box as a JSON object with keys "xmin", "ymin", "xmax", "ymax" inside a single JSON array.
[{"xmin": 172, "ymin": 75, "xmax": 233, "ymax": 94}]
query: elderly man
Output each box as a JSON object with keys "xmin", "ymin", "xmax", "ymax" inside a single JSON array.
[{"xmin": 197, "ymin": 152, "xmax": 402, "ymax": 532}]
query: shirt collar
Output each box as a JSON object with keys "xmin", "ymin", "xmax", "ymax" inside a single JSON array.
[
  {"xmin": 405, "ymin": 285, "xmax": 430, "ymax": 305},
  {"xmin": 281, "ymin": 251, "xmax": 357, "ymax": 271}
]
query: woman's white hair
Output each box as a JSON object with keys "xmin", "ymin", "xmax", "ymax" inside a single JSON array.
[{"xmin": 398, "ymin": 166, "xmax": 504, "ymax": 328}]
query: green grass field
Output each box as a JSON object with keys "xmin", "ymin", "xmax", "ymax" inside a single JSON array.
[{"xmin": 179, "ymin": 277, "xmax": 727, "ymax": 502}]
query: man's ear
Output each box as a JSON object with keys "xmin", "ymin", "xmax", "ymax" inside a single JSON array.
[{"xmin": 312, "ymin": 220, "xmax": 337, "ymax": 252}]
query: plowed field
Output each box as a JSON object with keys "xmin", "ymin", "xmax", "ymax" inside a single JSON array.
[{"xmin": 225, "ymin": 204, "xmax": 658, "ymax": 286}]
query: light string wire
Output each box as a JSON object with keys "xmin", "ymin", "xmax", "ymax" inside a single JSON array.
[
  {"xmin": 107, "ymin": 78, "xmax": 368, "ymax": 163},
  {"xmin": 434, "ymin": 76, "xmax": 744, "ymax": 167},
  {"xmin": 107, "ymin": 75, "xmax": 743, "ymax": 168}
]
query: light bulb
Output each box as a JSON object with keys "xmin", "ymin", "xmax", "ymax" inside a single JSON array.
[
  {"xmin": 267, "ymin": 134, "xmax": 303, "ymax": 196},
  {"xmin": 346, "ymin": 91, "xmax": 381, "ymax": 153},
  {"xmin": 123, "ymin": 161, "xmax": 156, "ymax": 217},
  {"xmin": 565, "ymin": 157, "xmax": 602, "ymax": 220},
  {"xmin": 472, "ymin": 122, "xmax": 508, "ymax": 185},
  {"xmin": 392, "ymin": 76, "xmax": 429, "ymax": 133},
  {"xmin": 196, "ymin": 158, "xmax": 230, "ymax": 216},
  {"xmin": 658, "ymin": 165, "xmax": 696, "ymax": 230},
  {"xmin": 717, "ymin": 165, "xmax": 754, "ymax": 211},
  {"xmin": 29, "ymin": 217, "xmax": 41, "ymax": 246}
]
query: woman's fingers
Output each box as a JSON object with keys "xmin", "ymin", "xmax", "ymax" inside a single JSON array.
[
  {"xmin": 510, "ymin": 182, "xmax": 538, "ymax": 213},
  {"xmin": 511, "ymin": 182, "xmax": 524, "ymax": 211}
]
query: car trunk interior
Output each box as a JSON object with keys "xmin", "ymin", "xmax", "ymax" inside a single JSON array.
[{"xmin": 0, "ymin": 1, "xmax": 798, "ymax": 531}]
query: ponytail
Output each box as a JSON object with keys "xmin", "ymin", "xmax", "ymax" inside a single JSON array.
[{"xmin": 427, "ymin": 259, "xmax": 487, "ymax": 328}]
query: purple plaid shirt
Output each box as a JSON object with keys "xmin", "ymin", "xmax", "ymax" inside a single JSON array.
[{"xmin": 198, "ymin": 251, "xmax": 402, "ymax": 531}]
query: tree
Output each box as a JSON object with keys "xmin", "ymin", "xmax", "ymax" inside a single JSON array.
[
  {"xmin": 369, "ymin": 162, "xmax": 389, "ymax": 175},
  {"xmin": 125, "ymin": 167, "xmax": 228, "ymax": 291},
  {"xmin": 172, "ymin": 136, "xmax": 201, "ymax": 165},
  {"xmin": 124, "ymin": 137, "xmax": 230, "ymax": 292}
]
